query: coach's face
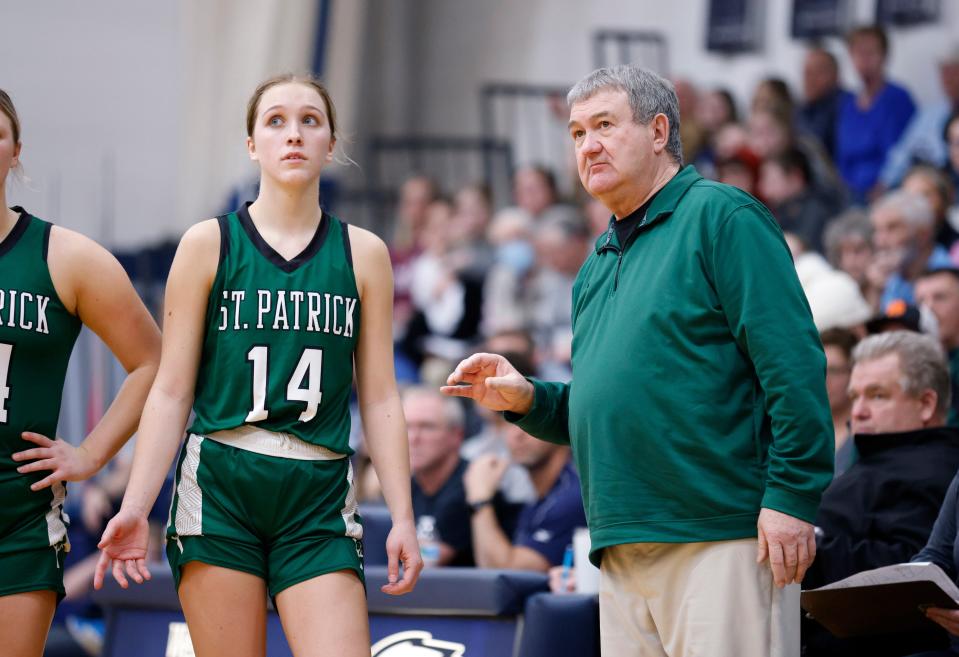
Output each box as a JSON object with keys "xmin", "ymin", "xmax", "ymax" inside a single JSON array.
[{"xmin": 569, "ymin": 89, "xmax": 662, "ymax": 216}]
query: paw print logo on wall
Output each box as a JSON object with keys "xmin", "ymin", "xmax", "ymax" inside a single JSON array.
[{"xmin": 371, "ymin": 631, "xmax": 465, "ymax": 657}]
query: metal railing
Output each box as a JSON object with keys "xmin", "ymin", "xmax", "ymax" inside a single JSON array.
[{"xmin": 592, "ymin": 29, "xmax": 668, "ymax": 73}]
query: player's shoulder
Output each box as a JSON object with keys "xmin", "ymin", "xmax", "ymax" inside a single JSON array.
[
  {"xmin": 179, "ymin": 218, "xmax": 221, "ymax": 252},
  {"xmin": 344, "ymin": 223, "xmax": 388, "ymax": 259}
]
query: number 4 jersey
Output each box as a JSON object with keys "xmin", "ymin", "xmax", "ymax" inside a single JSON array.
[
  {"xmin": 189, "ymin": 205, "xmax": 360, "ymax": 455},
  {"xmin": 0, "ymin": 208, "xmax": 82, "ymax": 472}
]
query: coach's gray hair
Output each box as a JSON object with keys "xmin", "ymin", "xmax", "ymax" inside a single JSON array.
[
  {"xmin": 872, "ymin": 190, "xmax": 935, "ymax": 231},
  {"xmin": 402, "ymin": 385, "xmax": 465, "ymax": 430},
  {"xmin": 852, "ymin": 330, "xmax": 951, "ymax": 417},
  {"xmin": 567, "ymin": 65, "xmax": 684, "ymax": 166}
]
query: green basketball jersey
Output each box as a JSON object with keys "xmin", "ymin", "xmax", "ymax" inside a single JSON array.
[
  {"xmin": 0, "ymin": 208, "xmax": 82, "ymax": 473},
  {"xmin": 189, "ymin": 205, "xmax": 360, "ymax": 454}
]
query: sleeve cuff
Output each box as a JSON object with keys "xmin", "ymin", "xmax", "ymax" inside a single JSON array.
[
  {"xmin": 761, "ymin": 486, "xmax": 821, "ymax": 525},
  {"xmin": 503, "ymin": 378, "xmax": 571, "ymax": 445}
]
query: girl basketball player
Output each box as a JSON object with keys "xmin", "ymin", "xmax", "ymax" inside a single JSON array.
[
  {"xmin": 94, "ymin": 75, "xmax": 422, "ymax": 657},
  {"xmin": 0, "ymin": 89, "xmax": 162, "ymax": 657}
]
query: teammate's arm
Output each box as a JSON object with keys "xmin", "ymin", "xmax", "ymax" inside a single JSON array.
[
  {"xmin": 94, "ymin": 219, "xmax": 219, "ymax": 589},
  {"xmin": 350, "ymin": 225, "xmax": 423, "ymax": 595},
  {"xmin": 13, "ymin": 227, "xmax": 161, "ymax": 489}
]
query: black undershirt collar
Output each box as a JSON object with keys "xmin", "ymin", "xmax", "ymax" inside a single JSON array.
[{"xmin": 612, "ymin": 188, "xmax": 660, "ymax": 247}]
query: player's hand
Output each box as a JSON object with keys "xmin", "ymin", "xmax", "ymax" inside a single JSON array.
[
  {"xmin": 757, "ymin": 507, "xmax": 816, "ymax": 587},
  {"xmin": 381, "ymin": 520, "xmax": 423, "ymax": 596},
  {"xmin": 441, "ymin": 353, "xmax": 534, "ymax": 414},
  {"xmin": 925, "ymin": 607, "xmax": 959, "ymax": 636},
  {"xmin": 94, "ymin": 509, "xmax": 152, "ymax": 590},
  {"xmin": 463, "ymin": 454, "xmax": 509, "ymax": 504},
  {"xmin": 13, "ymin": 432, "xmax": 100, "ymax": 490}
]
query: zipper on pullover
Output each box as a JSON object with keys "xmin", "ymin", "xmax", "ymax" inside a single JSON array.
[{"xmin": 609, "ymin": 216, "xmax": 647, "ymax": 292}]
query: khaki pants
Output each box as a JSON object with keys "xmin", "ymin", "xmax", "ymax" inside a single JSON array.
[{"xmin": 599, "ymin": 539, "xmax": 800, "ymax": 657}]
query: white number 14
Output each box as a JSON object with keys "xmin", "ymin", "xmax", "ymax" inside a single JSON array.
[{"xmin": 246, "ymin": 346, "xmax": 323, "ymax": 424}]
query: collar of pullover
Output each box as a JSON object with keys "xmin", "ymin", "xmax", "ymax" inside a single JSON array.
[{"xmin": 594, "ymin": 164, "xmax": 703, "ymax": 253}]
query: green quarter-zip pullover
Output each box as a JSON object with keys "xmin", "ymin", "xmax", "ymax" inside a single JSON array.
[{"xmin": 511, "ymin": 165, "xmax": 834, "ymax": 565}]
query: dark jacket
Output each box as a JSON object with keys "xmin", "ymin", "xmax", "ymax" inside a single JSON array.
[
  {"xmin": 807, "ymin": 426, "xmax": 959, "ymax": 588},
  {"xmin": 803, "ymin": 426, "xmax": 959, "ymax": 657}
]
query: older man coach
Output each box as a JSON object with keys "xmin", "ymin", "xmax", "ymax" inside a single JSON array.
[{"xmin": 443, "ymin": 65, "xmax": 833, "ymax": 656}]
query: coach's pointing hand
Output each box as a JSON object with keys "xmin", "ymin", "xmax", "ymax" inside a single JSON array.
[{"xmin": 441, "ymin": 353, "xmax": 534, "ymax": 414}]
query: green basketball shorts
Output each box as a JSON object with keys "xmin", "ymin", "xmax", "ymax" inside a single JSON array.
[
  {"xmin": 166, "ymin": 431, "xmax": 364, "ymax": 598},
  {"xmin": 0, "ymin": 473, "xmax": 69, "ymax": 598}
]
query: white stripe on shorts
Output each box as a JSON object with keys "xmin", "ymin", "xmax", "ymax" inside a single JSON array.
[
  {"xmin": 174, "ymin": 434, "xmax": 204, "ymax": 536},
  {"xmin": 45, "ymin": 480, "xmax": 68, "ymax": 547},
  {"xmin": 341, "ymin": 459, "xmax": 363, "ymax": 540}
]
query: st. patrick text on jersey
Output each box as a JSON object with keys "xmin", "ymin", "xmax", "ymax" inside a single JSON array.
[
  {"xmin": 0, "ymin": 289, "xmax": 51, "ymax": 334},
  {"xmin": 216, "ymin": 289, "xmax": 357, "ymax": 337}
]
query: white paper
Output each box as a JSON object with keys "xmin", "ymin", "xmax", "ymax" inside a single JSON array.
[{"xmin": 811, "ymin": 562, "xmax": 959, "ymax": 601}]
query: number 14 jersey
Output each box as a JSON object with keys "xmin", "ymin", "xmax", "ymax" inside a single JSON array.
[{"xmin": 189, "ymin": 205, "xmax": 360, "ymax": 455}]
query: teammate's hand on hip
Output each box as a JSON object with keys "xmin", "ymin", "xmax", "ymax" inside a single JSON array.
[
  {"xmin": 381, "ymin": 520, "xmax": 423, "ymax": 596},
  {"xmin": 94, "ymin": 509, "xmax": 152, "ymax": 590},
  {"xmin": 757, "ymin": 507, "xmax": 816, "ymax": 587},
  {"xmin": 441, "ymin": 352, "xmax": 534, "ymax": 414},
  {"xmin": 13, "ymin": 432, "xmax": 100, "ymax": 490}
]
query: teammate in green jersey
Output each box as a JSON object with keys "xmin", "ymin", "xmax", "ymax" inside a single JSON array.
[
  {"xmin": 94, "ymin": 75, "xmax": 422, "ymax": 657},
  {"xmin": 0, "ymin": 89, "xmax": 161, "ymax": 657}
]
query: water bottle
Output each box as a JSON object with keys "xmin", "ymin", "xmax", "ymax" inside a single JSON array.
[{"xmin": 417, "ymin": 515, "xmax": 441, "ymax": 567}]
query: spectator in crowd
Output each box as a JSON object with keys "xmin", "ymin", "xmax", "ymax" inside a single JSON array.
[
  {"xmin": 698, "ymin": 88, "xmax": 738, "ymax": 132},
  {"xmin": 789, "ymin": 228, "xmax": 872, "ymax": 334},
  {"xmin": 513, "ymin": 165, "xmax": 561, "ymax": 219},
  {"xmin": 402, "ymin": 197, "xmax": 483, "ymax": 370},
  {"xmin": 693, "ymin": 87, "xmax": 739, "ymax": 176},
  {"xmin": 946, "ymin": 114, "xmax": 959, "ymax": 254},
  {"xmin": 715, "ymin": 147, "xmax": 761, "ymax": 197},
  {"xmin": 880, "ymin": 45, "xmax": 959, "ymax": 189},
  {"xmin": 836, "ymin": 25, "xmax": 917, "ymax": 203},
  {"xmin": 820, "ymin": 328, "xmax": 859, "ymax": 475},
  {"xmin": 917, "ymin": 268, "xmax": 959, "ymax": 426},
  {"xmin": 673, "ymin": 78, "xmax": 708, "ymax": 164},
  {"xmin": 804, "ymin": 331, "xmax": 959, "ymax": 657},
  {"xmin": 759, "ymin": 147, "xmax": 833, "ymax": 253},
  {"xmin": 908, "ymin": 446, "xmax": 959, "ymax": 656},
  {"xmin": 751, "ymin": 76, "xmax": 794, "ymax": 116},
  {"xmin": 749, "ymin": 106, "xmax": 845, "ymax": 213},
  {"xmin": 464, "ymin": 422, "xmax": 586, "ymax": 571},
  {"xmin": 391, "ymin": 176, "xmax": 438, "ymax": 310},
  {"xmin": 902, "ymin": 164, "xmax": 959, "ymax": 249},
  {"xmin": 450, "ymin": 183, "xmax": 495, "ymax": 276},
  {"xmin": 866, "ymin": 299, "xmax": 940, "ymax": 337},
  {"xmin": 824, "ymin": 208, "xmax": 878, "ymax": 305},
  {"xmin": 481, "ymin": 207, "xmax": 536, "ymax": 337},
  {"xmin": 869, "ymin": 190, "xmax": 948, "ymax": 308},
  {"xmin": 798, "ymin": 46, "xmax": 851, "ymax": 159},
  {"xmin": 407, "ymin": 387, "xmax": 513, "ymax": 567},
  {"xmin": 948, "ymin": 112, "xmax": 959, "ymax": 193},
  {"xmin": 529, "ymin": 209, "xmax": 590, "ymax": 379}
]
